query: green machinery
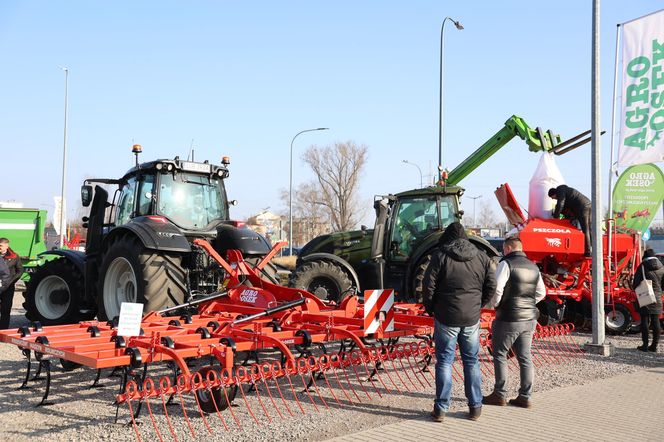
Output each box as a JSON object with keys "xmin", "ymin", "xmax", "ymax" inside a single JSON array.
[
  {"xmin": 0, "ymin": 208, "xmax": 48, "ymax": 281},
  {"xmin": 290, "ymin": 115, "xmax": 590, "ymax": 302}
]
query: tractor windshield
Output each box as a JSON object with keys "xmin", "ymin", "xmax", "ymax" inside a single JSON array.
[
  {"xmin": 157, "ymin": 173, "xmax": 228, "ymax": 229},
  {"xmin": 389, "ymin": 195, "xmax": 457, "ymax": 260}
]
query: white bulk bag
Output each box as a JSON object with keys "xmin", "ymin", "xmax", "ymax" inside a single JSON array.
[{"xmin": 528, "ymin": 152, "xmax": 565, "ymax": 219}]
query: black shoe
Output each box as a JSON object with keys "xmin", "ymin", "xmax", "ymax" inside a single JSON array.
[
  {"xmin": 637, "ymin": 344, "xmax": 649, "ymax": 352},
  {"xmin": 648, "ymin": 345, "xmax": 658, "ymax": 353},
  {"xmin": 508, "ymin": 396, "xmax": 532, "ymax": 409},
  {"xmin": 469, "ymin": 406, "xmax": 482, "ymax": 421},
  {"xmin": 483, "ymin": 391, "xmax": 507, "ymax": 406},
  {"xmin": 431, "ymin": 407, "xmax": 445, "ymax": 423}
]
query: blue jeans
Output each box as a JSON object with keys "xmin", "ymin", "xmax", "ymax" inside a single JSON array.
[{"xmin": 433, "ymin": 319, "xmax": 483, "ymax": 412}]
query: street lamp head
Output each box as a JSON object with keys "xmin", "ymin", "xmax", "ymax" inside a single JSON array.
[
  {"xmin": 317, "ymin": 128, "xmax": 329, "ymax": 131},
  {"xmin": 453, "ymin": 20, "xmax": 464, "ymax": 30}
]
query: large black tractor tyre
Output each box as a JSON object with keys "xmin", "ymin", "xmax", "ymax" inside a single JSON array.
[
  {"xmin": 290, "ymin": 260, "xmax": 354, "ymax": 303},
  {"xmin": 245, "ymin": 257, "xmax": 280, "ymax": 284},
  {"xmin": 604, "ymin": 303, "xmax": 632, "ymax": 335},
  {"xmin": 412, "ymin": 252, "xmax": 434, "ymax": 304},
  {"xmin": 23, "ymin": 258, "xmax": 86, "ymax": 325},
  {"xmin": 97, "ymin": 235, "xmax": 187, "ymax": 321}
]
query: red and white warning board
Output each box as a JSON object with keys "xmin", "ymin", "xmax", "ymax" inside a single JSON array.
[{"xmin": 363, "ymin": 289, "xmax": 394, "ymax": 336}]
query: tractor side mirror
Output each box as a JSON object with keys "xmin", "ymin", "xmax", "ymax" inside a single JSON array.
[
  {"xmin": 229, "ymin": 200, "xmax": 238, "ymax": 206},
  {"xmin": 81, "ymin": 185, "xmax": 93, "ymax": 207},
  {"xmin": 456, "ymin": 210, "xmax": 464, "ymax": 219}
]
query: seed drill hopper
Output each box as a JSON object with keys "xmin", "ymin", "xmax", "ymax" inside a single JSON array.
[{"xmin": 0, "ymin": 240, "xmax": 582, "ymax": 441}]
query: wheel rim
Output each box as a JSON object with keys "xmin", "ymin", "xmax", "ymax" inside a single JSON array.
[
  {"xmin": 35, "ymin": 275, "xmax": 70, "ymax": 320},
  {"xmin": 309, "ymin": 277, "xmax": 340, "ymax": 301},
  {"xmin": 605, "ymin": 310, "xmax": 626, "ymax": 330},
  {"xmin": 103, "ymin": 257, "xmax": 138, "ymax": 319}
]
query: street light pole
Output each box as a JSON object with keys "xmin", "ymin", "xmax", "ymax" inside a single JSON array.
[
  {"xmin": 289, "ymin": 127, "xmax": 329, "ymax": 255},
  {"xmin": 402, "ymin": 160, "xmax": 423, "ymax": 188},
  {"xmin": 59, "ymin": 66, "xmax": 69, "ymax": 249},
  {"xmin": 438, "ymin": 16, "xmax": 463, "ymax": 181},
  {"xmin": 468, "ymin": 195, "xmax": 482, "ymax": 227}
]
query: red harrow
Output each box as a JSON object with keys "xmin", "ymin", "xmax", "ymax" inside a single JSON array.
[{"xmin": 0, "ymin": 239, "xmax": 583, "ymax": 441}]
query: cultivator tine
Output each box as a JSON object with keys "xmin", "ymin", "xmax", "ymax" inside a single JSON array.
[
  {"xmin": 374, "ymin": 347, "xmax": 402, "ymax": 393},
  {"xmin": 352, "ymin": 350, "xmax": 381, "ymax": 398},
  {"xmin": 203, "ymin": 370, "xmax": 231, "ymax": 431},
  {"xmin": 219, "ymin": 368, "xmax": 242, "ymax": 428},
  {"xmin": 175, "ymin": 374, "xmax": 197, "ymax": 438},
  {"xmin": 316, "ymin": 355, "xmax": 342, "ymax": 406},
  {"xmin": 234, "ymin": 367, "xmax": 261, "ymax": 425},
  {"xmin": 296, "ymin": 358, "xmax": 320, "ymax": 411},
  {"xmin": 158, "ymin": 377, "xmax": 179, "ymax": 441},
  {"xmin": 142, "ymin": 378, "xmax": 166, "ymax": 442},
  {"xmin": 561, "ymin": 324, "xmax": 584, "ymax": 354},
  {"xmin": 392, "ymin": 344, "xmax": 417, "ymax": 391},
  {"xmin": 283, "ymin": 360, "xmax": 307, "ymax": 413},
  {"xmin": 384, "ymin": 346, "xmax": 408, "ymax": 392},
  {"xmin": 189, "ymin": 373, "xmax": 215, "ymax": 434},
  {"xmin": 333, "ymin": 353, "xmax": 362, "ymax": 403},
  {"xmin": 304, "ymin": 357, "xmax": 330, "ymax": 408},
  {"xmin": 402, "ymin": 344, "xmax": 425, "ymax": 390},
  {"xmin": 345, "ymin": 351, "xmax": 371, "ymax": 400},
  {"xmin": 365, "ymin": 348, "xmax": 391, "ymax": 394},
  {"xmin": 124, "ymin": 381, "xmax": 144, "ymax": 442},
  {"xmin": 250, "ymin": 363, "xmax": 278, "ymax": 421},
  {"xmin": 19, "ymin": 349, "xmax": 31, "ymax": 389},
  {"xmin": 267, "ymin": 362, "xmax": 295, "ymax": 417}
]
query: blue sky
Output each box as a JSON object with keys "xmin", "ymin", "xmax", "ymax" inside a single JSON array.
[{"xmin": 1, "ymin": 1, "xmax": 662, "ymax": 228}]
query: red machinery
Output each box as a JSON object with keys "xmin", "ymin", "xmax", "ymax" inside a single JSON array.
[
  {"xmin": 496, "ymin": 183, "xmax": 649, "ymax": 333},
  {"xmin": 0, "ymin": 239, "xmax": 581, "ymax": 441}
]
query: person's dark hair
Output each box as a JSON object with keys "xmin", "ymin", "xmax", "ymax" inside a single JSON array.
[
  {"xmin": 503, "ymin": 236, "xmax": 522, "ymax": 251},
  {"xmin": 0, "ymin": 238, "xmax": 8, "ymax": 245},
  {"xmin": 548, "ymin": 188, "xmax": 557, "ymax": 198},
  {"xmin": 439, "ymin": 222, "xmax": 467, "ymax": 246},
  {"xmin": 644, "ymin": 248, "xmax": 656, "ymax": 259}
]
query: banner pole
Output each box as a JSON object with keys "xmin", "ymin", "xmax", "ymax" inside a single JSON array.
[{"xmin": 606, "ymin": 23, "xmax": 622, "ymax": 305}]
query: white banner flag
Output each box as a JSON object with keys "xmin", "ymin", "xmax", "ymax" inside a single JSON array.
[{"xmin": 618, "ymin": 10, "xmax": 664, "ymax": 167}]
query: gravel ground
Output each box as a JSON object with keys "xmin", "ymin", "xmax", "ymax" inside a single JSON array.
[{"xmin": 1, "ymin": 294, "xmax": 662, "ymax": 442}]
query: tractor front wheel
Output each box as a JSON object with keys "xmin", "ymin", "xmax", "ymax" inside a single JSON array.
[
  {"xmin": 97, "ymin": 235, "xmax": 187, "ymax": 321},
  {"xmin": 290, "ymin": 260, "xmax": 354, "ymax": 303},
  {"xmin": 23, "ymin": 259, "xmax": 85, "ymax": 325}
]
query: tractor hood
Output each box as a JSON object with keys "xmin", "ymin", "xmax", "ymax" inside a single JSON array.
[{"xmin": 298, "ymin": 229, "xmax": 373, "ymax": 266}]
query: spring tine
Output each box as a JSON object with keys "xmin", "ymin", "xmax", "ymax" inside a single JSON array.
[
  {"xmin": 337, "ymin": 352, "xmax": 363, "ymax": 402},
  {"xmin": 353, "ymin": 350, "xmax": 381, "ymax": 398},
  {"xmin": 296, "ymin": 359, "xmax": 320, "ymax": 412},
  {"xmin": 305, "ymin": 357, "xmax": 329, "ymax": 409},
  {"xmin": 346, "ymin": 352, "xmax": 371, "ymax": 400},
  {"xmin": 328, "ymin": 353, "xmax": 354, "ymax": 404},
  {"xmin": 366, "ymin": 349, "xmax": 391, "ymax": 394},
  {"xmin": 394, "ymin": 344, "xmax": 417, "ymax": 391},
  {"xmin": 284, "ymin": 360, "xmax": 306, "ymax": 414},
  {"xmin": 546, "ymin": 327, "xmax": 571, "ymax": 363},
  {"xmin": 387, "ymin": 347, "xmax": 410, "ymax": 391},
  {"xmin": 415, "ymin": 342, "xmax": 432, "ymax": 388},
  {"xmin": 268, "ymin": 362, "xmax": 294, "ymax": 417},
  {"xmin": 539, "ymin": 328, "xmax": 561, "ymax": 364},
  {"xmin": 317, "ymin": 355, "xmax": 342, "ymax": 407},
  {"xmin": 378, "ymin": 347, "xmax": 402, "ymax": 393},
  {"xmin": 204, "ymin": 370, "xmax": 230, "ymax": 432},
  {"xmin": 234, "ymin": 368, "xmax": 260, "ymax": 425},
  {"xmin": 384, "ymin": 348, "xmax": 408, "ymax": 393},
  {"xmin": 557, "ymin": 324, "xmax": 580, "ymax": 357},
  {"xmin": 142, "ymin": 378, "xmax": 165, "ymax": 442},
  {"xmin": 158, "ymin": 377, "xmax": 180, "ymax": 442},
  {"xmin": 190, "ymin": 373, "xmax": 214, "ymax": 434},
  {"xmin": 561, "ymin": 324, "xmax": 583, "ymax": 354},
  {"xmin": 402, "ymin": 346, "xmax": 425, "ymax": 390},
  {"xmin": 256, "ymin": 363, "xmax": 284, "ymax": 420},
  {"xmin": 175, "ymin": 375, "xmax": 197, "ymax": 438},
  {"xmin": 219, "ymin": 367, "xmax": 242, "ymax": 429},
  {"xmin": 124, "ymin": 381, "xmax": 143, "ymax": 442}
]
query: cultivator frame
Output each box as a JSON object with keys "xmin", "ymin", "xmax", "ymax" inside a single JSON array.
[{"xmin": 0, "ymin": 239, "xmax": 583, "ymax": 441}]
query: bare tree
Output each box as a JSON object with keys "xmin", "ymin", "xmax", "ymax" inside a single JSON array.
[
  {"xmin": 302, "ymin": 141, "xmax": 368, "ymax": 231},
  {"xmin": 279, "ymin": 182, "xmax": 330, "ymax": 245},
  {"xmin": 476, "ymin": 200, "xmax": 500, "ymax": 228}
]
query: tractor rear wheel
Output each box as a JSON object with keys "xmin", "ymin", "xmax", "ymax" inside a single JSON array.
[
  {"xmin": 290, "ymin": 260, "xmax": 354, "ymax": 303},
  {"xmin": 604, "ymin": 304, "xmax": 632, "ymax": 334},
  {"xmin": 245, "ymin": 258, "xmax": 280, "ymax": 284},
  {"xmin": 23, "ymin": 259, "xmax": 85, "ymax": 325},
  {"xmin": 97, "ymin": 235, "xmax": 187, "ymax": 321}
]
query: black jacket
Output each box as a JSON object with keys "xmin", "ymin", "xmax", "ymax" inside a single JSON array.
[
  {"xmin": 632, "ymin": 257, "xmax": 664, "ymax": 315},
  {"xmin": 552, "ymin": 185, "xmax": 591, "ymax": 219},
  {"xmin": 423, "ymin": 238, "xmax": 496, "ymax": 327},
  {"xmin": 0, "ymin": 257, "xmax": 10, "ymax": 292},
  {"xmin": 2, "ymin": 248, "xmax": 23, "ymax": 283}
]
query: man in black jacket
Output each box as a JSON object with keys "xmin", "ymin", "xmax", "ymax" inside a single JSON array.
[
  {"xmin": 483, "ymin": 236, "xmax": 545, "ymax": 409},
  {"xmin": 548, "ymin": 185, "xmax": 592, "ymax": 256},
  {"xmin": 423, "ymin": 222, "xmax": 496, "ymax": 422},
  {"xmin": 0, "ymin": 238, "xmax": 23, "ymax": 329}
]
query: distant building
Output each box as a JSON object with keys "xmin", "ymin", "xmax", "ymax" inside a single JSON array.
[{"xmin": 246, "ymin": 210, "xmax": 286, "ymax": 244}]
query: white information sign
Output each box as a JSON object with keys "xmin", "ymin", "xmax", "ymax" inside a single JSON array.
[{"xmin": 117, "ymin": 302, "xmax": 144, "ymax": 337}]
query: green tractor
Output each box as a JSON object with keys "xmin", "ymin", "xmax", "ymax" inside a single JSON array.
[
  {"xmin": 24, "ymin": 146, "xmax": 275, "ymax": 325},
  {"xmin": 290, "ymin": 115, "xmax": 582, "ymax": 302}
]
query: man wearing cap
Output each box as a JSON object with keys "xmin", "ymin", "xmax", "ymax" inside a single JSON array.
[{"xmin": 423, "ymin": 222, "xmax": 496, "ymax": 423}]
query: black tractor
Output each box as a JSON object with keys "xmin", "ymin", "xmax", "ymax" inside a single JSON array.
[
  {"xmin": 290, "ymin": 186, "xmax": 500, "ymax": 303},
  {"xmin": 24, "ymin": 146, "xmax": 273, "ymax": 324}
]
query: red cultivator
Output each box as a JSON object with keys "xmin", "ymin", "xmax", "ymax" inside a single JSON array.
[{"xmin": 0, "ymin": 240, "xmax": 583, "ymax": 441}]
